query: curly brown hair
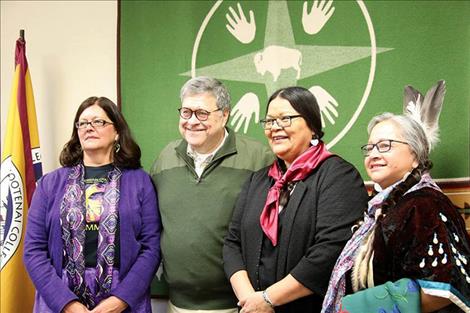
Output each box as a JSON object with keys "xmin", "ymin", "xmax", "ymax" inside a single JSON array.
[{"xmin": 59, "ymin": 96, "xmax": 141, "ymax": 169}]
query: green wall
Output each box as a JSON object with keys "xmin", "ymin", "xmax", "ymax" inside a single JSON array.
[
  {"xmin": 120, "ymin": 0, "xmax": 470, "ymax": 296},
  {"xmin": 120, "ymin": 0, "xmax": 469, "ymax": 179}
]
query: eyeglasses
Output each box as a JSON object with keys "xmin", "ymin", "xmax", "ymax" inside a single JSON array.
[
  {"xmin": 360, "ymin": 139, "xmax": 409, "ymax": 157},
  {"xmin": 259, "ymin": 115, "xmax": 302, "ymax": 130},
  {"xmin": 75, "ymin": 118, "xmax": 113, "ymax": 129},
  {"xmin": 178, "ymin": 107, "xmax": 221, "ymax": 121}
]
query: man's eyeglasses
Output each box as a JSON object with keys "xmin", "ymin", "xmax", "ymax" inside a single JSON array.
[
  {"xmin": 75, "ymin": 119, "xmax": 113, "ymax": 129},
  {"xmin": 360, "ymin": 139, "xmax": 409, "ymax": 157},
  {"xmin": 259, "ymin": 115, "xmax": 302, "ymax": 130},
  {"xmin": 178, "ymin": 107, "xmax": 221, "ymax": 121}
]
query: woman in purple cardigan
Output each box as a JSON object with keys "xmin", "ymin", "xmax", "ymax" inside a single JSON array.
[{"xmin": 24, "ymin": 97, "xmax": 161, "ymax": 313}]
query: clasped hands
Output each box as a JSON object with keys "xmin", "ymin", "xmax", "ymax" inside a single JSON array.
[
  {"xmin": 63, "ymin": 296, "xmax": 127, "ymax": 313},
  {"xmin": 238, "ymin": 291, "xmax": 274, "ymax": 313}
]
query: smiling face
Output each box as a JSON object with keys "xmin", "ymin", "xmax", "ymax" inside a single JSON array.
[
  {"xmin": 77, "ymin": 104, "xmax": 117, "ymax": 165},
  {"xmin": 264, "ymin": 97, "xmax": 312, "ymax": 167},
  {"xmin": 365, "ymin": 120, "xmax": 419, "ymax": 189},
  {"xmin": 178, "ymin": 93, "xmax": 229, "ymax": 154}
]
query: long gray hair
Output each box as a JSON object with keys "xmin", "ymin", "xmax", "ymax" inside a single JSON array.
[{"xmin": 368, "ymin": 112, "xmax": 432, "ymax": 170}]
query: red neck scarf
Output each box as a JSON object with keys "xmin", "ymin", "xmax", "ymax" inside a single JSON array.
[{"xmin": 260, "ymin": 142, "xmax": 332, "ymax": 246}]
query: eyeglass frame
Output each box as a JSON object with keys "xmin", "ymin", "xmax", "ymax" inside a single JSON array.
[
  {"xmin": 259, "ymin": 115, "xmax": 303, "ymax": 130},
  {"xmin": 75, "ymin": 118, "xmax": 114, "ymax": 130},
  {"xmin": 178, "ymin": 107, "xmax": 222, "ymax": 121},
  {"xmin": 360, "ymin": 139, "xmax": 409, "ymax": 157}
]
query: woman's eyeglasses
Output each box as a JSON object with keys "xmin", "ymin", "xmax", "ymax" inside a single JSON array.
[
  {"xmin": 75, "ymin": 119, "xmax": 113, "ymax": 129},
  {"xmin": 360, "ymin": 139, "xmax": 409, "ymax": 157},
  {"xmin": 259, "ymin": 115, "xmax": 302, "ymax": 130}
]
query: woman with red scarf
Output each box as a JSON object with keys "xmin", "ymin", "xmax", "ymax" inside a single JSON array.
[{"xmin": 223, "ymin": 87, "xmax": 368, "ymax": 313}]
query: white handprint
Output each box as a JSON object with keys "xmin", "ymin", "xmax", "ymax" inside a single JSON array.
[
  {"xmin": 225, "ymin": 2, "xmax": 256, "ymax": 44},
  {"xmin": 308, "ymin": 86, "xmax": 339, "ymax": 127},
  {"xmin": 302, "ymin": 0, "xmax": 335, "ymax": 35},
  {"xmin": 230, "ymin": 92, "xmax": 260, "ymax": 134}
]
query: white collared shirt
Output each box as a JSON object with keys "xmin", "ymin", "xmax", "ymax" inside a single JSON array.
[{"xmin": 187, "ymin": 129, "xmax": 229, "ymax": 177}]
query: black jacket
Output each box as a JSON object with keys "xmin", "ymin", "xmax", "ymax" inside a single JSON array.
[{"xmin": 223, "ymin": 156, "xmax": 368, "ymax": 313}]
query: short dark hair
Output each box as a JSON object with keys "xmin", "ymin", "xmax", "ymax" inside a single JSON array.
[
  {"xmin": 59, "ymin": 96, "xmax": 141, "ymax": 169},
  {"xmin": 267, "ymin": 86, "xmax": 324, "ymax": 139}
]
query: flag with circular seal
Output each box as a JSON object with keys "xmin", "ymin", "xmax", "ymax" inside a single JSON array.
[{"xmin": 1, "ymin": 35, "xmax": 42, "ymax": 313}]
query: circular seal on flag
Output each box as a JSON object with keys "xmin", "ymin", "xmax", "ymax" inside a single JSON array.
[{"xmin": 0, "ymin": 156, "xmax": 24, "ymax": 269}]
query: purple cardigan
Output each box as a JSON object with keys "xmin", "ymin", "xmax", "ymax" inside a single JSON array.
[{"xmin": 24, "ymin": 167, "xmax": 161, "ymax": 312}]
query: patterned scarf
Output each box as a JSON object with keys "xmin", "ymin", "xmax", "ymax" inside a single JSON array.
[
  {"xmin": 260, "ymin": 141, "xmax": 332, "ymax": 246},
  {"xmin": 60, "ymin": 164, "xmax": 121, "ymax": 309},
  {"xmin": 321, "ymin": 172, "xmax": 439, "ymax": 313}
]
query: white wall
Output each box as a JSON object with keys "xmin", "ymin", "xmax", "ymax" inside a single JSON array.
[
  {"xmin": 1, "ymin": 3, "xmax": 168, "ymax": 311},
  {"xmin": 1, "ymin": 0, "xmax": 118, "ymax": 174}
]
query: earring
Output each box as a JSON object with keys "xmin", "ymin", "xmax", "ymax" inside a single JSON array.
[
  {"xmin": 310, "ymin": 138, "xmax": 319, "ymax": 146},
  {"xmin": 115, "ymin": 142, "xmax": 121, "ymax": 153},
  {"xmin": 373, "ymin": 183, "xmax": 383, "ymax": 192}
]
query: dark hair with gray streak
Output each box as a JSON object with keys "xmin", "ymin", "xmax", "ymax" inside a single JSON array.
[
  {"xmin": 368, "ymin": 112, "xmax": 432, "ymax": 170},
  {"xmin": 180, "ymin": 76, "xmax": 231, "ymax": 111}
]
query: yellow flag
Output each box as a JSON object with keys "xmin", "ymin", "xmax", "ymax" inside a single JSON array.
[{"xmin": 1, "ymin": 36, "xmax": 42, "ymax": 313}]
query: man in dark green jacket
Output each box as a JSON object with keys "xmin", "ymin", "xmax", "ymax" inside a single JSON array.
[{"xmin": 151, "ymin": 77, "xmax": 273, "ymax": 313}]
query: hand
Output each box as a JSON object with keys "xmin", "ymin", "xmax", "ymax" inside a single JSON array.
[
  {"xmin": 62, "ymin": 301, "xmax": 90, "ymax": 313},
  {"xmin": 230, "ymin": 92, "xmax": 260, "ymax": 134},
  {"xmin": 308, "ymin": 86, "xmax": 339, "ymax": 127},
  {"xmin": 302, "ymin": 0, "xmax": 335, "ymax": 35},
  {"xmin": 90, "ymin": 296, "xmax": 128, "ymax": 313},
  {"xmin": 226, "ymin": 2, "xmax": 256, "ymax": 44},
  {"xmin": 239, "ymin": 291, "xmax": 274, "ymax": 313}
]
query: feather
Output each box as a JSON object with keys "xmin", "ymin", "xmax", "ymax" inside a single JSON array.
[
  {"xmin": 403, "ymin": 85, "xmax": 423, "ymax": 110},
  {"xmin": 421, "ymin": 80, "xmax": 446, "ymax": 149},
  {"xmin": 403, "ymin": 81, "xmax": 446, "ymax": 151},
  {"xmin": 405, "ymin": 95, "xmax": 423, "ymax": 124},
  {"xmin": 404, "ymin": 92, "xmax": 428, "ymax": 146}
]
